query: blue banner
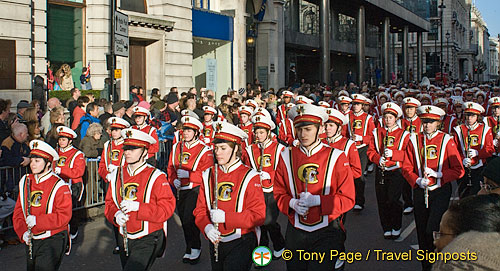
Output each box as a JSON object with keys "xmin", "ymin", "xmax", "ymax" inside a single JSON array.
[{"xmin": 254, "ymin": 0, "xmax": 267, "ymax": 21}]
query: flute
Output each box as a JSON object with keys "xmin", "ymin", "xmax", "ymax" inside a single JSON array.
[
  {"xmin": 177, "ymin": 138, "xmax": 184, "ymax": 200},
  {"xmin": 119, "ymin": 167, "xmax": 129, "ymax": 256},
  {"xmin": 212, "ymin": 160, "xmax": 219, "ymax": 262},
  {"xmin": 423, "ymin": 135, "xmax": 429, "ymax": 209},
  {"xmin": 258, "ymin": 142, "xmax": 264, "ymax": 182},
  {"xmin": 466, "ymin": 127, "xmax": 472, "ymax": 187},
  {"xmin": 26, "ymin": 175, "xmax": 33, "ymax": 260},
  {"xmin": 380, "ymin": 128, "xmax": 389, "ymax": 185}
]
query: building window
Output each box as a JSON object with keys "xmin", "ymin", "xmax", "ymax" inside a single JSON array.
[
  {"xmin": 193, "ymin": 0, "xmax": 210, "ymax": 9},
  {"xmin": 121, "ymin": 0, "xmax": 147, "ymax": 13}
]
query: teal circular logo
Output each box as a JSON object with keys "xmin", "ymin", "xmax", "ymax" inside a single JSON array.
[{"xmin": 252, "ymin": 246, "xmax": 272, "ymax": 266}]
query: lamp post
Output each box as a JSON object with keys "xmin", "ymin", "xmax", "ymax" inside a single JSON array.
[
  {"xmin": 439, "ymin": 0, "xmax": 446, "ymax": 82},
  {"xmin": 446, "ymin": 32, "xmax": 450, "ymax": 75}
]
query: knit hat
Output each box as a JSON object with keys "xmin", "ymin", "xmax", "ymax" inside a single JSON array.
[
  {"xmin": 112, "ymin": 102, "xmax": 125, "ymax": 112},
  {"xmin": 166, "ymin": 93, "xmax": 179, "ymax": 104},
  {"xmin": 238, "ymin": 88, "xmax": 246, "ymax": 95}
]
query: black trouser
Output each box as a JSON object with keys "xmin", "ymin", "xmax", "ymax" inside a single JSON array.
[
  {"xmin": 118, "ymin": 230, "xmax": 165, "ymax": 271},
  {"xmin": 70, "ymin": 182, "xmax": 83, "ymax": 235},
  {"xmin": 285, "ymin": 219, "xmax": 345, "ymax": 271},
  {"xmin": 178, "ymin": 186, "xmax": 201, "ymax": 254},
  {"xmin": 26, "ymin": 230, "xmax": 68, "ymax": 271},
  {"xmin": 209, "ymin": 232, "xmax": 257, "ymax": 271},
  {"xmin": 355, "ymin": 146, "xmax": 369, "ymax": 206},
  {"xmin": 375, "ymin": 168, "xmax": 403, "ymax": 232},
  {"xmin": 402, "ymin": 181, "xmax": 414, "ymax": 209},
  {"xmin": 413, "ymin": 183, "xmax": 451, "ymax": 271},
  {"xmin": 457, "ymin": 167, "xmax": 482, "ymax": 199},
  {"xmin": 260, "ymin": 192, "xmax": 285, "ymax": 252}
]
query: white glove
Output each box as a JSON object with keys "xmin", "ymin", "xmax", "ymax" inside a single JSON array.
[
  {"xmin": 120, "ymin": 200, "xmax": 140, "ymax": 213},
  {"xmin": 173, "ymin": 179, "xmax": 181, "ymax": 189},
  {"xmin": 416, "ymin": 177, "xmax": 430, "ymax": 189},
  {"xmin": 259, "ymin": 171, "xmax": 271, "ymax": 180},
  {"xmin": 299, "ymin": 192, "xmax": 321, "ymax": 207},
  {"xmin": 177, "ymin": 169, "xmax": 189, "ymax": 179},
  {"xmin": 106, "ymin": 172, "xmax": 114, "ymax": 182},
  {"xmin": 354, "ymin": 134, "xmax": 363, "ymax": 142},
  {"xmin": 204, "ymin": 138, "xmax": 211, "ymax": 144},
  {"xmin": 289, "ymin": 198, "xmax": 309, "ymax": 216},
  {"xmin": 108, "ymin": 164, "xmax": 118, "ymax": 172},
  {"xmin": 210, "ymin": 209, "xmax": 226, "ymax": 224},
  {"xmin": 204, "ymin": 224, "xmax": 221, "ymax": 244},
  {"xmin": 494, "ymin": 139, "xmax": 499, "ymax": 147},
  {"xmin": 22, "ymin": 231, "xmax": 30, "ymax": 244},
  {"xmin": 26, "ymin": 215, "xmax": 36, "ymax": 228},
  {"xmin": 54, "ymin": 167, "xmax": 61, "ymax": 175},
  {"xmin": 384, "ymin": 149, "xmax": 393, "ymax": 158},
  {"xmin": 463, "ymin": 158, "xmax": 472, "ymax": 167},
  {"xmin": 114, "ymin": 210, "xmax": 129, "ymax": 227},
  {"xmin": 468, "ymin": 149, "xmax": 478, "ymax": 158},
  {"xmin": 292, "ymin": 139, "xmax": 300, "ymax": 147},
  {"xmin": 424, "ymin": 167, "xmax": 442, "ymax": 179},
  {"xmin": 379, "ymin": 157, "xmax": 386, "ymax": 167}
]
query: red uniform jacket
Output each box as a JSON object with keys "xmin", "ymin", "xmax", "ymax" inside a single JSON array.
[
  {"xmin": 132, "ymin": 124, "xmax": 160, "ymax": 158},
  {"xmin": 193, "ymin": 160, "xmax": 266, "ymax": 242},
  {"xmin": 238, "ymin": 122, "xmax": 254, "ymax": 148},
  {"xmin": 323, "ymin": 135, "xmax": 362, "ymax": 179},
  {"xmin": 242, "ymin": 140, "xmax": 285, "ymax": 192},
  {"xmin": 402, "ymin": 131, "xmax": 464, "ymax": 190},
  {"xmin": 105, "ymin": 163, "xmax": 176, "ymax": 239},
  {"xmin": 274, "ymin": 142, "xmax": 355, "ymax": 232},
  {"xmin": 57, "ymin": 145, "xmax": 85, "ymax": 185},
  {"xmin": 276, "ymin": 104, "xmax": 287, "ymax": 124},
  {"xmin": 278, "ymin": 118, "xmax": 295, "ymax": 146},
  {"xmin": 98, "ymin": 138, "xmax": 125, "ymax": 181},
  {"xmin": 367, "ymin": 126, "xmax": 410, "ymax": 171},
  {"xmin": 167, "ymin": 139, "xmax": 213, "ymax": 189},
  {"xmin": 13, "ymin": 172, "xmax": 72, "ymax": 242},
  {"xmin": 485, "ymin": 115, "xmax": 500, "ymax": 135},
  {"xmin": 452, "ymin": 123, "xmax": 494, "ymax": 169},
  {"xmin": 401, "ymin": 116, "xmax": 422, "ymax": 134},
  {"xmin": 348, "ymin": 111, "xmax": 375, "ymax": 148},
  {"xmin": 202, "ymin": 122, "xmax": 215, "ymax": 146}
]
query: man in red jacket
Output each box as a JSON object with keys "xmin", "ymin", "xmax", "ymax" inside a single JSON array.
[
  {"xmin": 54, "ymin": 126, "xmax": 85, "ymax": 240},
  {"xmin": 105, "ymin": 128, "xmax": 175, "ymax": 270},
  {"xmin": 13, "ymin": 140, "xmax": 72, "ymax": 270},
  {"xmin": 274, "ymin": 104, "xmax": 355, "ymax": 271}
]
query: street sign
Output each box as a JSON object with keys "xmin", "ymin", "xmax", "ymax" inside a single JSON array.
[
  {"xmin": 114, "ymin": 34, "xmax": 129, "ymax": 57},
  {"xmin": 115, "ymin": 11, "xmax": 128, "ymax": 37},
  {"xmin": 114, "ymin": 69, "xmax": 122, "ymax": 79}
]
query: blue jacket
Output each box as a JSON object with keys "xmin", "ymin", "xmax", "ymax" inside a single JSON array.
[{"xmin": 79, "ymin": 114, "xmax": 100, "ymax": 138}]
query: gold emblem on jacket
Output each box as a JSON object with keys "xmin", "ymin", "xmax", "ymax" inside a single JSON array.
[
  {"xmin": 57, "ymin": 156, "xmax": 67, "ymax": 167},
  {"xmin": 257, "ymin": 154, "xmax": 272, "ymax": 168},
  {"xmin": 353, "ymin": 120, "xmax": 362, "ymax": 129},
  {"xmin": 123, "ymin": 183, "xmax": 139, "ymax": 201},
  {"xmin": 217, "ymin": 182, "xmax": 234, "ymax": 201},
  {"xmin": 467, "ymin": 134, "xmax": 479, "ymax": 147},
  {"xmin": 111, "ymin": 150, "xmax": 120, "ymax": 161},
  {"xmin": 298, "ymin": 164, "xmax": 319, "ymax": 184},
  {"xmin": 384, "ymin": 136, "xmax": 395, "ymax": 147},
  {"xmin": 422, "ymin": 145, "xmax": 438, "ymax": 160},
  {"xmin": 179, "ymin": 152, "xmax": 190, "ymax": 165},
  {"xmin": 30, "ymin": 191, "xmax": 43, "ymax": 207}
]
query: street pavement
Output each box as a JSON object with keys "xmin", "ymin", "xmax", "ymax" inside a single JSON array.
[{"xmin": 0, "ymin": 170, "xmax": 423, "ymax": 270}]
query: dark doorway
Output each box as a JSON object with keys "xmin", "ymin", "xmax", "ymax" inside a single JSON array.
[{"xmin": 129, "ymin": 41, "xmax": 146, "ymax": 89}]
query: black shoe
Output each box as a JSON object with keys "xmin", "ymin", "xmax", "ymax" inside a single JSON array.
[
  {"xmin": 189, "ymin": 249, "xmax": 201, "ymax": 265},
  {"xmin": 353, "ymin": 204, "xmax": 364, "ymax": 211},
  {"xmin": 113, "ymin": 246, "xmax": 120, "ymax": 254}
]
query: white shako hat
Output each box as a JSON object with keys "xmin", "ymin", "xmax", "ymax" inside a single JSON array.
[
  {"xmin": 325, "ymin": 108, "xmax": 348, "ymax": 126},
  {"xmin": 181, "ymin": 116, "xmax": 203, "ymax": 132},
  {"xmin": 288, "ymin": 104, "xmax": 329, "ymax": 128},
  {"xmin": 57, "ymin": 126, "xmax": 77, "ymax": 139},
  {"xmin": 282, "ymin": 90, "xmax": 293, "ymax": 98},
  {"xmin": 181, "ymin": 109, "xmax": 200, "ymax": 120},
  {"xmin": 417, "ymin": 105, "xmax": 446, "ymax": 120},
  {"xmin": 121, "ymin": 128, "xmax": 156, "ymax": 149},
  {"xmin": 351, "ymin": 94, "xmax": 370, "ymax": 104},
  {"xmin": 202, "ymin": 106, "xmax": 217, "ymax": 115},
  {"xmin": 338, "ymin": 96, "xmax": 352, "ymax": 104},
  {"xmin": 434, "ymin": 98, "xmax": 449, "ymax": 106},
  {"xmin": 30, "ymin": 140, "xmax": 59, "ymax": 161},
  {"xmin": 318, "ymin": 101, "xmax": 330, "ymax": 108},
  {"xmin": 245, "ymin": 99, "xmax": 259, "ymax": 109},
  {"xmin": 252, "ymin": 114, "xmax": 276, "ymax": 130},
  {"xmin": 295, "ymin": 95, "xmax": 313, "ymax": 104},
  {"xmin": 463, "ymin": 102, "xmax": 485, "ymax": 115},
  {"xmin": 403, "ymin": 97, "xmax": 421, "ymax": 108},
  {"xmin": 488, "ymin": 97, "xmax": 500, "ymax": 107},
  {"xmin": 108, "ymin": 117, "xmax": 131, "ymax": 129},
  {"xmin": 213, "ymin": 121, "xmax": 248, "ymax": 144},
  {"xmin": 238, "ymin": 105, "xmax": 254, "ymax": 116},
  {"xmin": 381, "ymin": 102, "xmax": 403, "ymax": 118},
  {"xmin": 132, "ymin": 106, "xmax": 150, "ymax": 117},
  {"xmin": 253, "ymin": 107, "xmax": 272, "ymax": 119}
]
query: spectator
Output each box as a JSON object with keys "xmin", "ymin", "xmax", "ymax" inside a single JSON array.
[
  {"xmin": 432, "ymin": 194, "xmax": 500, "ymax": 270},
  {"xmin": 80, "ymin": 67, "xmax": 92, "ymax": 90},
  {"xmin": 66, "ymin": 87, "xmax": 81, "ymax": 112},
  {"xmin": 41, "ymin": 97, "xmax": 61, "ymax": 136},
  {"xmin": 23, "ymin": 107, "xmax": 38, "ymax": 123},
  {"xmin": 45, "ymin": 106, "xmax": 65, "ymax": 148},
  {"xmin": 150, "ymin": 88, "xmax": 161, "ymax": 103},
  {"xmin": 99, "ymin": 101, "xmax": 113, "ymax": 125},
  {"xmin": 26, "ymin": 121, "xmax": 42, "ymax": 142},
  {"xmin": 79, "ymin": 123, "xmax": 103, "ymax": 158},
  {"xmin": 165, "ymin": 93, "xmax": 180, "ymax": 125},
  {"xmin": 480, "ymin": 156, "xmax": 500, "ymax": 195},
  {"xmin": 71, "ymin": 95, "xmax": 90, "ymax": 130},
  {"xmin": 112, "ymin": 102, "xmax": 126, "ymax": 118},
  {"xmin": 16, "ymin": 100, "xmax": 30, "ymax": 123},
  {"xmin": 129, "ymin": 85, "xmax": 140, "ymax": 103},
  {"xmin": 0, "ymin": 122, "xmax": 30, "ymax": 168},
  {"xmin": 186, "ymin": 97, "xmax": 203, "ymax": 119},
  {"xmin": 79, "ymin": 102, "xmax": 100, "ymax": 138},
  {"xmin": 30, "ymin": 99, "xmax": 43, "ymax": 121},
  {"xmin": 0, "ymin": 99, "xmax": 11, "ymax": 143},
  {"xmin": 123, "ymin": 101, "xmax": 136, "ymax": 125}
]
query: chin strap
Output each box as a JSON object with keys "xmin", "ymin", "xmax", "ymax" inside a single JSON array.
[{"xmin": 128, "ymin": 148, "xmax": 147, "ymax": 166}]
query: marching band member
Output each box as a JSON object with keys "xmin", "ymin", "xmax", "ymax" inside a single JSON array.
[
  {"xmin": 401, "ymin": 97, "xmax": 422, "ymax": 215},
  {"xmin": 274, "ymin": 104, "xmax": 355, "ymax": 271},
  {"xmin": 276, "ymin": 90, "xmax": 294, "ymax": 124},
  {"xmin": 54, "ymin": 126, "xmax": 85, "ymax": 240},
  {"xmin": 402, "ymin": 105, "xmax": 464, "ymax": 271},
  {"xmin": 13, "ymin": 140, "xmax": 72, "ymax": 271},
  {"xmin": 193, "ymin": 121, "xmax": 265, "ymax": 271},
  {"xmin": 98, "ymin": 117, "xmax": 130, "ymax": 182},
  {"xmin": 367, "ymin": 103, "xmax": 410, "ymax": 239},
  {"xmin": 131, "ymin": 106, "xmax": 159, "ymax": 164},
  {"xmin": 242, "ymin": 113, "xmax": 286, "ymax": 259},
  {"xmin": 452, "ymin": 102, "xmax": 494, "ymax": 198},
  {"xmin": 323, "ymin": 108, "xmax": 362, "ymax": 181},
  {"xmin": 173, "ymin": 110, "xmax": 202, "ymax": 145},
  {"xmin": 202, "ymin": 106, "xmax": 217, "ymax": 146},
  {"xmin": 278, "ymin": 103, "xmax": 295, "ymax": 146},
  {"xmin": 485, "ymin": 97, "xmax": 500, "ymax": 155},
  {"xmin": 237, "ymin": 105, "xmax": 254, "ymax": 147},
  {"xmin": 349, "ymin": 94, "xmax": 375, "ymax": 211},
  {"xmin": 105, "ymin": 128, "xmax": 176, "ymax": 270},
  {"xmin": 167, "ymin": 116, "xmax": 213, "ymax": 264}
]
